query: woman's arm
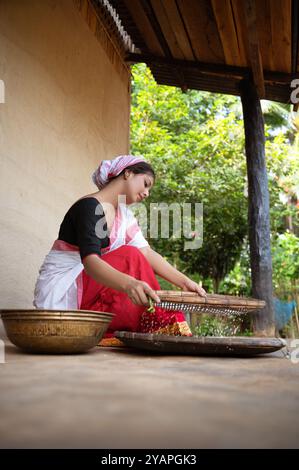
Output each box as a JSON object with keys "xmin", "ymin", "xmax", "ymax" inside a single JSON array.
[
  {"xmin": 139, "ymin": 247, "xmax": 206, "ymax": 296},
  {"xmin": 83, "ymin": 255, "xmax": 160, "ymax": 305}
]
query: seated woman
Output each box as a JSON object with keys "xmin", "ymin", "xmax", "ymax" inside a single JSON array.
[{"xmin": 33, "ymin": 155, "xmax": 206, "ymax": 345}]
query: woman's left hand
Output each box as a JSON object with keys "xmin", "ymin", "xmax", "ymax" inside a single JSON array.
[{"xmin": 181, "ymin": 277, "xmax": 207, "ymax": 297}]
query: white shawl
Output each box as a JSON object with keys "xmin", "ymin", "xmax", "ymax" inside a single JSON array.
[{"xmin": 33, "ymin": 204, "xmax": 148, "ymax": 309}]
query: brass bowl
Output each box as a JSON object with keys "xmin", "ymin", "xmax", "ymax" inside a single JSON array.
[{"xmin": 0, "ymin": 309, "xmax": 114, "ymax": 354}]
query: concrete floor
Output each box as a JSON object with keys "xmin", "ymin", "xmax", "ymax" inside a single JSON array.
[{"xmin": 0, "ymin": 331, "xmax": 299, "ymax": 449}]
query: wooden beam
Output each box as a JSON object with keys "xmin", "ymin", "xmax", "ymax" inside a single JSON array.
[
  {"xmin": 126, "ymin": 52, "xmax": 299, "ymax": 83},
  {"xmin": 122, "ymin": 0, "xmax": 164, "ymax": 55},
  {"xmin": 292, "ymin": 0, "xmax": 299, "ymax": 73},
  {"xmin": 255, "ymin": 0, "xmax": 274, "ymax": 72},
  {"xmin": 153, "ymin": 73, "xmax": 291, "ymax": 102},
  {"xmin": 138, "ymin": 0, "xmax": 187, "ymax": 90},
  {"xmin": 270, "ymin": 0, "xmax": 292, "ymax": 73},
  {"xmin": 243, "ymin": 0, "xmax": 266, "ymax": 98},
  {"xmin": 150, "ymin": 0, "xmax": 195, "ymax": 60},
  {"xmin": 109, "ymin": 0, "xmax": 149, "ymax": 52},
  {"xmin": 176, "ymin": 0, "xmax": 225, "ymax": 64},
  {"xmin": 240, "ymin": 79, "xmax": 275, "ymax": 337},
  {"xmin": 139, "ymin": 0, "xmax": 172, "ymax": 57},
  {"xmin": 211, "ymin": 0, "xmax": 242, "ymax": 66},
  {"xmin": 230, "ymin": 0, "xmax": 251, "ymax": 67}
]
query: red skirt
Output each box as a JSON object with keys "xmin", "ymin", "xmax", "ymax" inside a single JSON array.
[{"xmin": 80, "ymin": 245, "xmax": 191, "ymax": 341}]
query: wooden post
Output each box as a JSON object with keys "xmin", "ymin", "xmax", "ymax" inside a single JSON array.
[{"xmin": 240, "ymin": 79, "xmax": 275, "ymax": 336}]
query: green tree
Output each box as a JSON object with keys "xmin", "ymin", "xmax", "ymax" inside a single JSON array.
[{"xmin": 130, "ymin": 64, "xmax": 299, "ymax": 293}]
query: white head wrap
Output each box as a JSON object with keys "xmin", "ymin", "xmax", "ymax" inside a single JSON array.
[{"xmin": 92, "ymin": 155, "xmax": 147, "ymax": 190}]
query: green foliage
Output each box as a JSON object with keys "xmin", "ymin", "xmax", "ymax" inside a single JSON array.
[
  {"xmin": 156, "ymin": 276, "xmax": 176, "ymax": 291},
  {"xmin": 130, "ymin": 64, "xmax": 299, "ymax": 294},
  {"xmin": 219, "ymin": 242, "xmax": 252, "ymax": 296},
  {"xmin": 219, "ymin": 232, "xmax": 299, "ymax": 298},
  {"xmin": 192, "ymin": 314, "xmax": 243, "ymax": 337},
  {"xmin": 265, "ymin": 133, "xmax": 299, "ymax": 234},
  {"xmin": 131, "ymin": 64, "xmax": 247, "ymax": 290},
  {"xmin": 271, "ymin": 232, "xmax": 299, "ymax": 291}
]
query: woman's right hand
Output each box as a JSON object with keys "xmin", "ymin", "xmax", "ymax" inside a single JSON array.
[{"xmin": 124, "ymin": 278, "xmax": 161, "ymax": 306}]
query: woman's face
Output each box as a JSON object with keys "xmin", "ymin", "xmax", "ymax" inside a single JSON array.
[{"xmin": 125, "ymin": 172, "xmax": 154, "ymax": 205}]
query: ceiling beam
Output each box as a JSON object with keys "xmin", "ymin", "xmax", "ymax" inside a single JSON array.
[
  {"xmin": 138, "ymin": 0, "xmax": 188, "ymax": 91},
  {"xmin": 138, "ymin": 0, "xmax": 172, "ymax": 57},
  {"xmin": 126, "ymin": 52, "xmax": 299, "ymax": 84},
  {"xmin": 292, "ymin": 0, "xmax": 299, "ymax": 110},
  {"xmin": 243, "ymin": 0, "xmax": 265, "ymax": 98},
  {"xmin": 108, "ymin": 0, "xmax": 149, "ymax": 52},
  {"xmin": 292, "ymin": 0, "xmax": 299, "ymax": 73}
]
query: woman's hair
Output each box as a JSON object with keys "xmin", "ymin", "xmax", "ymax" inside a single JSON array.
[{"xmin": 110, "ymin": 161, "xmax": 155, "ymax": 182}]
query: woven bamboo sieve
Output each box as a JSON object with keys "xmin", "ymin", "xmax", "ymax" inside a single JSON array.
[{"xmin": 152, "ymin": 291, "xmax": 266, "ymax": 316}]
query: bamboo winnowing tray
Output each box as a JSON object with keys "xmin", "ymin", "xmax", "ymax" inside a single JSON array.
[
  {"xmin": 152, "ymin": 291, "xmax": 266, "ymax": 316},
  {"xmin": 116, "ymin": 292, "xmax": 286, "ymax": 356},
  {"xmin": 115, "ymin": 332, "xmax": 286, "ymax": 356}
]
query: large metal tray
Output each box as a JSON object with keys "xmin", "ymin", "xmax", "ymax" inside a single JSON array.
[{"xmin": 115, "ymin": 331, "xmax": 286, "ymax": 357}]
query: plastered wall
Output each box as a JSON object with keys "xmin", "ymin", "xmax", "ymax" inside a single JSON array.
[{"xmin": 0, "ymin": 0, "xmax": 130, "ymax": 318}]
